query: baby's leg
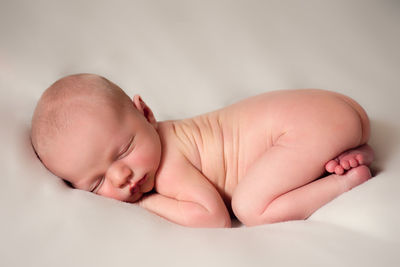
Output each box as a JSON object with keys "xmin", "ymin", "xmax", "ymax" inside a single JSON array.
[
  {"xmin": 232, "ymin": 124, "xmax": 369, "ymax": 226},
  {"xmin": 248, "ymin": 165, "xmax": 371, "ymax": 224},
  {"xmin": 325, "ymin": 144, "xmax": 374, "ymax": 175},
  {"xmin": 232, "ymin": 146, "xmax": 372, "ymax": 226}
]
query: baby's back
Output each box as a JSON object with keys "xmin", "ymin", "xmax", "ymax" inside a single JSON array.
[{"xmin": 168, "ymin": 89, "xmax": 369, "ymax": 205}]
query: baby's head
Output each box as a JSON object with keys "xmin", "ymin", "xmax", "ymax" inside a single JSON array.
[{"xmin": 31, "ymin": 74, "xmax": 161, "ymax": 203}]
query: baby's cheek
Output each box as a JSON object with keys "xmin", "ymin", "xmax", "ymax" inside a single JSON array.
[{"xmin": 98, "ymin": 183, "xmax": 121, "ymax": 200}]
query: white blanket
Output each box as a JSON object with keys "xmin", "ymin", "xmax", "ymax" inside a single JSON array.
[{"xmin": 1, "ymin": 0, "xmax": 399, "ymax": 266}]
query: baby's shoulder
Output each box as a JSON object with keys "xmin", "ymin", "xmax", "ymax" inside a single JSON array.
[
  {"xmin": 154, "ymin": 135, "xmax": 205, "ymax": 196},
  {"xmin": 155, "ymin": 121, "xmax": 195, "ymax": 176},
  {"xmin": 159, "ymin": 120, "xmax": 202, "ymax": 166}
]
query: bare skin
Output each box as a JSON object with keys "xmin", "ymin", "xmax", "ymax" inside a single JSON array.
[
  {"xmin": 325, "ymin": 144, "xmax": 374, "ymax": 175},
  {"xmin": 32, "ymin": 74, "xmax": 374, "ymax": 228},
  {"xmin": 153, "ymin": 89, "xmax": 374, "ymax": 226}
]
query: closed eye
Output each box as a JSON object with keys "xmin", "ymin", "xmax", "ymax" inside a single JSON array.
[
  {"xmin": 91, "ymin": 176, "xmax": 105, "ymax": 193},
  {"xmin": 117, "ymin": 136, "xmax": 134, "ymax": 160}
]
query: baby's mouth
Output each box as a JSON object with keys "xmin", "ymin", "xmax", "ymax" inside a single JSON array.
[
  {"xmin": 129, "ymin": 184, "xmax": 139, "ymax": 195},
  {"xmin": 137, "ymin": 175, "xmax": 148, "ymax": 186},
  {"xmin": 129, "ymin": 175, "xmax": 148, "ymax": 195}
]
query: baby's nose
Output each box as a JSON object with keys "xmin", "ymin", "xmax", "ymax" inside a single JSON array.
[{"xmin": 111, "ymin": 165, "xmax": 133, "ymax": 188}]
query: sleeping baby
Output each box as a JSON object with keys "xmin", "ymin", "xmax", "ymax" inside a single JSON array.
[{"xmin": 31, "ymin": 74, "xmax": 374, "ymax": 227}]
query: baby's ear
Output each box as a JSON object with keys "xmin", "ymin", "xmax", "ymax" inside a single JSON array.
[{"xmin": 133, "ymin": 95, "xmax": 157, "ymax": 127}]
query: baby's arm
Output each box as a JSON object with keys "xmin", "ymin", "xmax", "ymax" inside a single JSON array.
[{"xmin": 138, "ymin": 158, "xmax": 231, "ymax": 228}]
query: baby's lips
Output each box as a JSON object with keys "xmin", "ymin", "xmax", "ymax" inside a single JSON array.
[
  {"xmin": 129, "ymin": 175, "xmax": 148, "ymax": 195},
  {"xmin": 130, "ymin": 184, "xmax": 139, "ymax": 194},
  {"xmin": 137, "ymin": 175, "xmax": 148, "ymax": 186}
]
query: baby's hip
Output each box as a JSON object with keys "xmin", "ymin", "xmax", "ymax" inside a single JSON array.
[
  {"xmin": 267, "ymin": 89, "xmax": 369, "ymax": 133},
  {"xmin": 267, "ymin": 89, "xmax": 369, "ymax": 157},
  {"xmin": 237, "ymin": 89, "xmax": 370, "ymax": 164}
]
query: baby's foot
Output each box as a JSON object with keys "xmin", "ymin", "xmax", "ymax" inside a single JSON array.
[
  {"xmin": 338, "ymin": 165, "xmax": 372, "ymax": 191},
  {"xmin": 325, "ymin": 144, "xmax": 374, "ymax": 175}
]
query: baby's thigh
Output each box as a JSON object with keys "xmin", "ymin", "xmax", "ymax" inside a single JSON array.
[
  {"xmin": 232, "ymin": 107, "xmax": 362, "ymax": 218},
  {"xmin": 232, "ymin": 130, "xmax": 341, "ymax": 224}
]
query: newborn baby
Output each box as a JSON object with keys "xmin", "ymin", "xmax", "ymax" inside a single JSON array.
[{"xmin": 31, "ymin": 74, "xmax": 374, "ymax": 228}]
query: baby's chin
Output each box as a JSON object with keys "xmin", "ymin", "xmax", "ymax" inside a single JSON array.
[
  {"xmin": 126, "ymin": 192, "xmax": 143, "ymax": 203},
  {"xmin": 125, "ymin": 177, "xmax": 155, "ymax": 203}
]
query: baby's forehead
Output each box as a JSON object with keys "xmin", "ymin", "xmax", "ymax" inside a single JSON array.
[
  {"xmin": 32, "ymin": 74, "xmax": 133, "ymax": 154},
  {"xmin": 67, "ymin": 101, "xmax": 124, "ymax": 129}
]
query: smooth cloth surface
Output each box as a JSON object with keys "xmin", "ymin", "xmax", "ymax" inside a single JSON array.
[{"xmin": 1, "ymin": 0, "xmax": 399, "ymax": 266}]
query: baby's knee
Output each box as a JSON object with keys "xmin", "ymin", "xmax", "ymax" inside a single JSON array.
[
  {"xmin": 231, "ymin": 191, "xmax": 275, "ymax": 226},
  {"xmin": 231, "ymin": 196, "xmax": 256, "ymax": 226},
  {"xmin": 232, "ymin": 200, "xmax": 285, "ymax": 226}
]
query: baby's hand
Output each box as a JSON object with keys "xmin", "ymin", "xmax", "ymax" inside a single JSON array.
[{"xmin": 135, "ymin": 192, "xmax": 231, "ymax": 227}]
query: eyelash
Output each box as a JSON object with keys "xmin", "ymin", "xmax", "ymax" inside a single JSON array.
[
  {"xmin": 117, "ymin": 137, "xmax": 134, "ymax": 160},
  {"xmin": 92, "ymin": 176, "xmax": 105, "ymax": 193}
]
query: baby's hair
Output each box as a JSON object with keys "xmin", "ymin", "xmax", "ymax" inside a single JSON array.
[{"xmin": 30, "ymin": 73, "xmax": 133, "ymax": 164}]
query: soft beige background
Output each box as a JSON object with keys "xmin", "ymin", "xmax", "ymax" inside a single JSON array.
[{"xmin": 1, "ymin": 0, "xmax": 399, "ymax": 266}]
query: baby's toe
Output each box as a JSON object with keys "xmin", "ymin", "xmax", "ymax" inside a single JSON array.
[
  {"xmin": 325, "ymin": 159, "xmax": 338, "ymax": 173},
  {"xmin": 340, "ymin": 159, "xmax": 351, "ymax": 170},
  {"xmin": 334, "ymin": 165, "xmax": 345, "ymax": 175},
  {"xmin": 349, "ymin": 158, "xmax": 359, "ymax": 168},
  {"xmin": 355, "ymin": 154, "xmax": 364, "ymax": 165}
]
